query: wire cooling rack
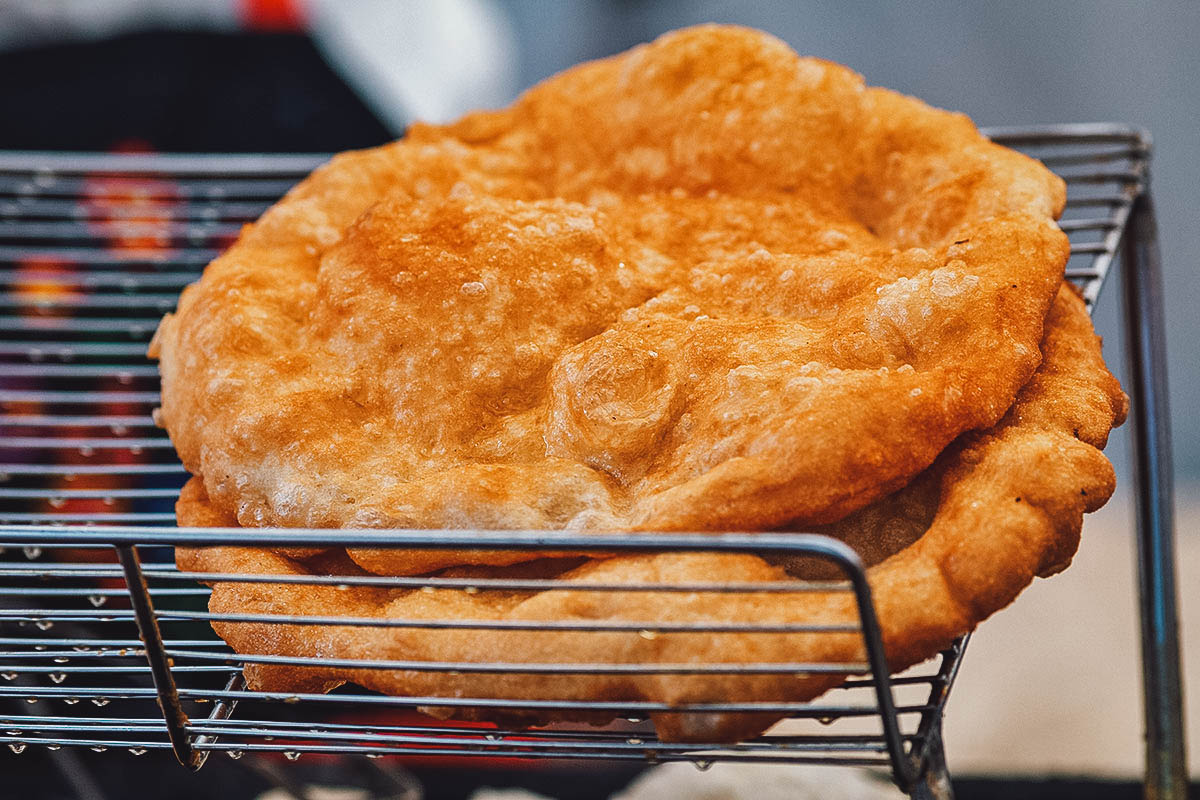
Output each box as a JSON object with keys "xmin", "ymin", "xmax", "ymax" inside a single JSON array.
[{"xmin": 0, "ymin": 125, "xmax": 1185, "ymax": 800}]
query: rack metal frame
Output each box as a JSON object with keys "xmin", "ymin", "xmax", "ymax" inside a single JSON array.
[{"xmin": 0, "ymin": 124, "xmax": 1186, "ymax": 800}]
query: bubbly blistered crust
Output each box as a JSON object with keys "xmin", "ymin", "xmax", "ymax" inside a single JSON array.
[
  {"xmin": 177, "ymin": 286, "xmax": 1126, "ymax": 742},
  {"xmin": 153, "ymin": 26, "xmax": 1068, "ymax": 575}
]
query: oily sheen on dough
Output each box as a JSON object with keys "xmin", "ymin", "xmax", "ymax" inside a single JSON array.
[
  {"xmin": 175, "ymin": 285, "xmax": 1127, "ymax": 743},
  {"xmin": 153, "ymin": 25, "xmax": 1070, "ymax": 576}
]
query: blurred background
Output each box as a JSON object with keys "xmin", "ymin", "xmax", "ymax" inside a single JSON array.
[{"xmin": 0, "ymin": 0, "xmax": 1196, "ymax": 797}]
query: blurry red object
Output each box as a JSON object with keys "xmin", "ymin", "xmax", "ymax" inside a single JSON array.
[{"xmin": 241, "ymin": 0, "xmax": 306, "ymax": 31}]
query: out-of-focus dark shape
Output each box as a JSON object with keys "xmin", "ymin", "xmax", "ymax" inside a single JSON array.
[{"xmin": 0, "ymin": 31, "xmax": 392, "ymax": 153}]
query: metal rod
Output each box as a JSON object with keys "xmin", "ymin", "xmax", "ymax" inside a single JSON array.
[
  {"xmin": 0, "ymin": 271, "xmax": 198, "ymax": 289},
  {"xmin": 1, "ymin": 513, "xmax": 178, "ymax": 523},
  {"xmin": 833, "ymin": 547, "xmax": 916, "ymax": 789},
  {"xmin": 187, "ymin": 741, "xmax": 893, "ymax": 765},
  {"xmin": 178, "ymin": 687, "xmax": 925, "ymax": 714},
  {"xmin": 183, "ymin": 724, "xmax": 904, "ymax": 752},
  {"xmin": 0, "ymin": 414, "xmax": 158, "ymax": 427},
  {"xmin": 0, "ymin": 220, "xmax": 239, "ymax": 238},
  {"xmin": 0, "ymin": 526, "xmax": 914, "ymax": 552},
  {"xmin": 151, "ymin": 614, "xmax": 859, "ymax": 635},
  {"xmin": 0, "ymin": 681, "xmax": 936, "ymax": 717},
  {"xmin": 185, "ymin": 718, "xmax": 888, "ymax": 744},
  {"xmin": 0, "ymin": 149, "xmax": 327, "ymax": 173},
  {"xmin": 982, "ymin": 121, "xmax": 1146, "ymax": 144},
  {"xmin": 0, "ymin": 245, "xmax": 216, "ymax": 264},
  {"xmin": 185, "ymin": 672, "xmax": 242, "ymax": 770},
  {"xmin": 908, "ymin": 723, "xmax": 954, "ymax": 800},
  {"xmin": 908, "ymin": 637, "xmax": 968, "ymax": 796},
  {"xmin": 0, "ymin": 464, "xmax": 182, "ymax": 475},
  {"xmin": 0, "ymin": 389, "xmax": 163, "ymax": 401},
  {"xmin": 181, "ymin": 715, "xmax": 903, "ymax": 743},
  {"xmin": 0, "ymin": 198, "xmax": 270, "ymax": 220},
  {"xmin": 1120, "ymin": 191, "xmax": 1189, "ymax": 799},
  {"xmin": 0, "ymin": 566, "xmax": 849, "ymax": 593},
  {"xmin": 113, "ymin": 544, "xmax": 201, "ymax": 769},
  {"xmin": 180, "ymin": 650, "xmax": 866, "ymax": 673}
]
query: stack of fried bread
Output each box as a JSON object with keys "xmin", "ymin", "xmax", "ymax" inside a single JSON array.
[{"xmin": 151, "ymin": 25, "xmax": 1128, "ymax": 743}]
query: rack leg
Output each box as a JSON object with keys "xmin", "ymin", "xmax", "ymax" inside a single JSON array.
[
  {"xmin": 908, "ymin": 723, "xmax": 953, "ymax": 800},
  {"xmin": 1120, "ymin": 192, "xmax": 1189, "ymax": 799},
  {"xmin": 115, "ymin": 544, "xmax": 206, "ymax": 770},
  {"xmin": 189, "ymin": 672, "xmax": 244, "ymax": 757}
]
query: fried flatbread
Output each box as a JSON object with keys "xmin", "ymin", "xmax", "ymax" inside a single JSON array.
[
  {"xmin": 177, "ymin": 285, "xmax": 1126, "ymax": 742},
  {"xmin": 154, "ymin": 25, "xmax": 1068, "ymax": 575}
]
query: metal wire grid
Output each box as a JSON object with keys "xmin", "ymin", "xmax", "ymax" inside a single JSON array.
[
  {"xmin": 0, "ymin": 533, "xmax": 958, "ymax": 772},
  {"xmin": 0, "ymin": 125, "xmax": 1160, "ymax": 797}
]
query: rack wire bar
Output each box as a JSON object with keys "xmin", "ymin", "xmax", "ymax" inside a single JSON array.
[{"xmin": 0, "ymin": 127, "xmax": 1183, "ymax": 800}]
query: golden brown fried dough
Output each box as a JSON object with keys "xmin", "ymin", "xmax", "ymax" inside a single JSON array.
[
  {"xmin": 154, "ymin": 25, "xmax": 1069, "ymax": 575},
  {"xmin": 177, "ymin": 286, "xmax": 1126, "ymax": 743}
]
